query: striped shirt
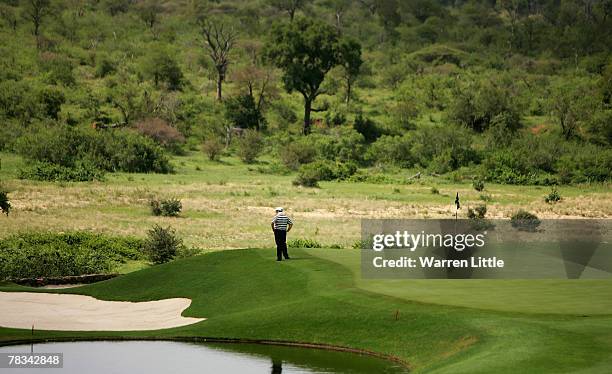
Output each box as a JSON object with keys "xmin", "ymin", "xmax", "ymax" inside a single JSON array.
[{"xmin": 272, "ymin": 213, "xmax": 293, "ymax": 231}]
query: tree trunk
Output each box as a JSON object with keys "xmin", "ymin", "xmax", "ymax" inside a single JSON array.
[
  {"xmin": 216, "ymin": 74, "xmax": 223, "ymax": 101},
  {"xmin": 345, "ymin": 78, "xmax": 352, "ymax": 106},
  {"xmin": 303, "ymin": 98, "xmax": 312, "ymax": 135}
]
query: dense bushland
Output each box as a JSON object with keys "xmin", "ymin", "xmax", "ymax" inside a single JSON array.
[
  {"xmin": 12, "ymin": 125, "xmax": 173, "ymax": 180},
  {"xmin": 0, "ymin": 0, "xmax": 610, "ymax": 186},
  {"xmin": 0, "ymin": 232, "xmax": 145, "ymax": 279}
]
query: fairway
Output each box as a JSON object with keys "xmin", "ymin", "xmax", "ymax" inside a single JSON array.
[{"xmin": 2, "ymin": 248, "xmax": 612, "ymax": 373}]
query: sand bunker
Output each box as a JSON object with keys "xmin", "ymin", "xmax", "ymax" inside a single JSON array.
[{"xmin": 0, "ymin": 292, "xmax": 205, "ymax": 331}]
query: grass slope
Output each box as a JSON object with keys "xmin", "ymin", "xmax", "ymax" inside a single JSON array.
[
  {"xmin": 309, "ymin": 248, "xmax": 612, "ymax": 315},
  {"xmin": 1, "ymin": 248, "xmax": 612, "ymax": 373}
]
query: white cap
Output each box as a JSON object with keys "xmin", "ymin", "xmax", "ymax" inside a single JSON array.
[{"xmin": 275, "ymin": 207, "xmax": 284, "ymax": 212}]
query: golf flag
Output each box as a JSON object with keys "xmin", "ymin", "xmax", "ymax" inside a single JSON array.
[{"xmin": 455, "ymin": 193, "xmax": 460, "ymax": 210}]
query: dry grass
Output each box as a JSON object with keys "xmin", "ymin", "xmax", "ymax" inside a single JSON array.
[{"xmin": 1, "ymin": 152, "xmax": 610, "ymax": 249}]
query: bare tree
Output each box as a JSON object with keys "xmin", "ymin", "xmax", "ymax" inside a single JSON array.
[
  {"xmin": 23, "ymin": 0, "xmax": 51, "ymax": 38},
  {"xmin": 200, "ymin": 19, "xmax": 237, "ymax": 101}
]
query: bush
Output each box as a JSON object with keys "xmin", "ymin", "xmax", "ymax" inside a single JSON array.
[
  {"xmin": 141, "ymin": 48, "xmax": 183, "ymax": 90},
  {"xmin": 225, "ymin": 94, "xmax": 266, "ymax": 130},
  {"xmin": 287, "ymin": 238, "xmax": 322, "ymax": 248},
  {"xmin": 308, "ymin": 127, "xmax": 366, "ymax": 163},
  {"xmin": 202, "ymin": 138, "xmax": 224, "ymax": 161},
  {"xmin": 0, "ymin": 232, "xmax": 144, "ymax": 279},
  {"xmin": 0, "ymin": 189, "xmax": 10, "ymax": 216},
  {"xmin": 18, "ymin": 161, "xmax": 105, "ymax": 182},
  {"xmin": 510, "ymin": 210, "xmax": 541, "ymax": 232},
  {"xmin": 96, "ymin": 54, "xmax": 116, "ymax": 78},
  {"xmin": 0, "ymin": 80, "xmax": 64, "ymax": 125},
  {"xmin": 236, "ymin": 129, "xmax": 264, "ymax": 163},
  {"xmin": 293, "ymin": 166, "xmax": 321, "ymax": 187},
  {"xmin": 472, "ymin": 178, "xmax": 485, "ymax": 192},
  {"xmin": 279, "ymin": 140, "xmax": 316, "ymax": 170},
  {"xmin": 585, "ymin": 110, "xmax": 612, "ymax": 146},
  {"xmin": 431, "ymin": 187, "xmax": 439, "ymax": 194},
  {"xmin": 353, "ymin": 114, "xmax": 383, "ymax": 143},
  {"xmin": 135, "ymin": 118, "xmax": 185, "ymax": 153},
  {"xmin": 143, "ymin": 225, "xmax": 184, "ymax": 264},
  {"xmin": 411, "ymin": 125, "xmax": 479, "ymax": 173},
  {"xmin": 150, "ymin": 198, "xmax": 182, "ymax": 217},
  {"xmin": 14, "ymin": 126, "xmax": 173, "ymax": 175},
  {"xmin": 365, "ymin": 134, "xmax": 415, "ymax": 167},
  {"xmin": 544, "ymin": 188, "xmax": 562, "ymax": 204},
  {"xmin": 293, "ymin": 160, "xmax": 358, "ymax": 187},
  {"xmin": 467, "ymin": 205, "xmax": 487, "ymax": 219},
  {"xmin": 39, "ymin": 53, "xmax": 75, "ymax": 86},
  {"xmin": 483, "ymin": 135, "xmax": 611, "ymax": 185},
  {"xmin": 271, "ymin": 100, "xmax": 297, "ymax": 124},
  {"xmin": 446, "ymin": 78, "xmax": 521, "ymax": 133}
]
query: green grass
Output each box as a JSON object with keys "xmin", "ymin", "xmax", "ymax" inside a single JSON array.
[
  {"xmin": 1, "ymin": 248, "xmax": 612, "ymax": 373},
  {"xmin": 308, "ymin": 248, "xmax": 612, "ymax": 315}
]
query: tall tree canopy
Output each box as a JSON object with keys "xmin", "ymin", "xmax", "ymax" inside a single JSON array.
[{"xmin": 265, "ymin": 18, "xmax": 361, "ymax": 134}]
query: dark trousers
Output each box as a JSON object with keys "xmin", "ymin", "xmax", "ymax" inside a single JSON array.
[{"xmin": 274, "ymin": 229, "xmax": 289, "ymax": 260}]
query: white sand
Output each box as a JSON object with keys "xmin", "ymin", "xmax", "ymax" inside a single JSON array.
[{"xmin": 0, "ymin": 292, "xmax": 205, "ymax": 331}]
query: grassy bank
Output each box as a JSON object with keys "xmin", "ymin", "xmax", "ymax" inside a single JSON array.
[{"xmin": 1, "ymin": 248, "xmax": 612, "ymax": 373}]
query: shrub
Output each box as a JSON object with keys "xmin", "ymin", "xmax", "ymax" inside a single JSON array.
[
  {"xmin": 14, "ymin": 126, "xmax": 173, "ymax": 175},
  {"xmin": 271, "ymin": 100, "xmax": 297, "ymax": 124},
  {"xmin": 431, "ymin": 187, "xmax": 439, "ymax": 194},
  {"xmin": 544, "ymin": 188, "xmax": 562, "ymax": 204},
  {"xmin": 472, "ymin": 178, "xmax": 485, "ymax": 191},
  {"xmin": 467, "ymin": 205, "xmax": 487, "ymax": 219},
  {"xmin": 293, "ymin": 164, "xmax": 324, "ymax": 187},
  {"xmin": 585, "ymin": 110, "xmax": 612, "ymax": 146},
  {"xmin": 483, "ymin": 135, "xmax": 611, "ymax": 185},
  {"xmin": 236, "ymin": 129, "xmax": 264, "ymax": 163},
  {"xmin": 141, "ymin": 48, "xmax": 183, "ymax": 90},
  {"xmin": 202, "ymin": 138, "xmax": 224, "ymax": 161},
  {"xmin": 324, "ymin": 108, "xmax": 347, "ymax": 126},
  {"xmin": 0, "ymin": 232, "xmax": 144, "ymax": 279},
  {"xmin": 39, "ymin": 53, "xmax": 75, "ymax": 86},
  {"xmin": 18, "ymin": 161, "xmax": 106, "ymax": 182},
  {"xmin": 150, "ymin": 198, "xmax": 182, "ymax": 217},
  {"xmin": 96, "ymin": 54, "xmax": 116, "ymax": 78},
  {"xmin": 446, "ymin": 78, "xmax": 521, "ymax": 133},
  {"xmin": 411, "ymin": 125, "xmax": 479, "ymax": 173},
  {"xmin": 510, "ymin": 210, "xmax": 541, "ymax": 232},
  {"xmin": 135, "ymin": 118, "xmax": 185, "ymax": 153},
  {"xmin": 225, "ymin": 94, "xmax": 266, "ymax": 130},
  {"xmin": 0, "ymin": 189, "xmax": 10, "ymax": 216},
  {"xmin": 353, "ymin": 114, "xmax": 383, "ymax": 142},
  {"xmin": 308, "ymin": 127, "xmax": 366, "ymax": 163},
  {"xmin": 0, "ymin": 80, "xmax": 64, "ymax": 125},
  {"xmin": 287, "ymin": 238, "xmax": 322, "ymax": 248},
  {"xmin": 279, "ymin": 140, "xmax": 316, "ymax": 170},
  {"xmin": 365, "ymin": 135, "xmax": 415, "ymax": 167},
  {"xmin": 293, "ymin": 160, "xmax": 357, "ymax": 187},
  {"xmin": 143, "ymin": 225, "xmax": 184, "ymax": 264},
  {"xmin": 479, "ymin": 194, "xmax": 492, "ymax": 202}
]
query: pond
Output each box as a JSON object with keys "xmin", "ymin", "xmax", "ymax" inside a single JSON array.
[{"xmin": 0, "ymin": 340, "xmax": 408, "ymax": 373}]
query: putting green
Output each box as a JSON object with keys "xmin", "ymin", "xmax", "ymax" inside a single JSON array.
[
  {"xmin": 308, "ymin": 248, "xmax": 612, "ymax": 315},
  {"xmin": 1, "ymin": 248, "xmax": 612, "ymax": 373}
]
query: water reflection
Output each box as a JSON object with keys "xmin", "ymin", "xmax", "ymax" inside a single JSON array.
[{"xmin": 0, "ymin": 341, "xmax": 408, "ymax": 373}]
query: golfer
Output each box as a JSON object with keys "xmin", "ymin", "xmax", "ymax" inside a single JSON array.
[{"xmin": 271, "ymin": 207, "xmax": 293, "ymax": 261}]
